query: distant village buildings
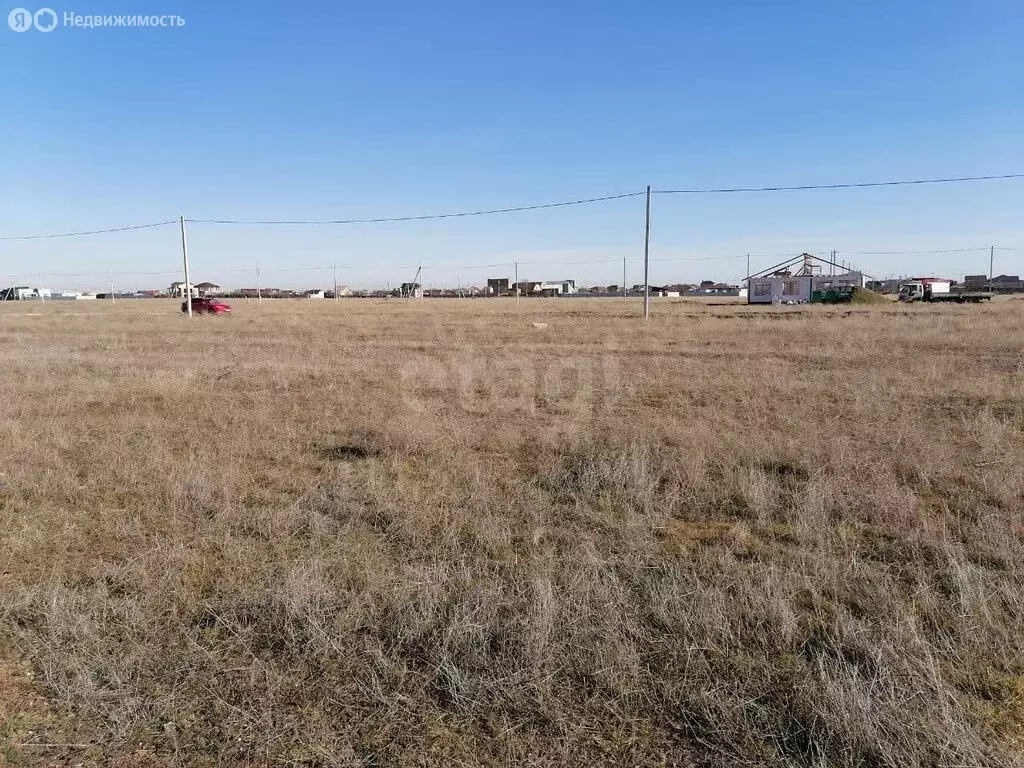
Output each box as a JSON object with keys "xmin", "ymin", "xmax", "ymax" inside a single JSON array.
[
  {"xmin": 481, "ymin": 276, "xmax": 744, "ymax": 298},
  {"xmin": 15, "ymin": 251, "xmax": 1020, "ymax": 303}
]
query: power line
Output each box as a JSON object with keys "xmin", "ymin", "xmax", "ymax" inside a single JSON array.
[
  {"xmin": 649, "ymin": 254, "xmax": 748, "ymax": 263},
  {"xmin": 186, "ymin": 192, "xmax": 645, "ymax": 226},
  {"xmin": 837, "ymin": 247, "xmax": 990, "ymax": 255},
  {"xmin": 518, "ymin": 257, "xmax": 624, "ymax": 267},
  {"xmin": 2, "ymin": 173, "xmax": 1023, "ymax": 240},
  {"xmin": 0, "ymin": 220, "xmax": 177, "ymax": 242},
  {"xmin": 437, "ymin": 261, "xmax": 516, "ymax": 271},
  {"xmin": 219, "ymin": 264, "xmax": 349, "ymax": 273},
  {"xmin": 187, "ymin": 173, "xmax": 1024, "ymax": 225},
  {"xmin": 1, "ymin": 173, "xmax": 1021, "ymax": 241},
  {"xmin": 3, "ymin": 269, "xmax": 181, "ymax": 279},
  {"xmin": 654, "ymin": 173, "xmax": 1024, "ymax": 194}
]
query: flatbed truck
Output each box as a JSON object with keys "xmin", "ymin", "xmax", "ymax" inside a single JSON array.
[{"xmin": 898, "ymin": 278, "xmax": 992, "ymax": 304}]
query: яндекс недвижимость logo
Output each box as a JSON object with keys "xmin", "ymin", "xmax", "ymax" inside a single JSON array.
[
  {"xmin": 8, "ymin": 8, "xmax": 184, "ymax": 31},
  {"xmin": 8, "ymin": 8, "xmax": 57, "ymax": 32}
]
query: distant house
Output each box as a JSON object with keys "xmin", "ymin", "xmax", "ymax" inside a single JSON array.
[
  {"xmin": 169, "ymin": 281, "xmax": 195, "ymax": 298},
  {"xmin": 399, "ymin": 282, "xmax": 423, "ymax": 298},
  {"xmin": 517, "ymin": 281, "xmax": 541, "ymax": 295},
  {"xmin": 531, "ymin": 280, "xmax": 577, "ymax": 297},
  {"xmin": 306, "ymin": 289, "xmax": 326, "ymax": 300},
  {"xmin": 0, "ymin": 286, "xmax": 46, "ymax": 301},
  {"xmin": 991, "ymin": 274, "xmax": 1024, "ymax": 293},
  {"xmin": 194, "ymin": 282, "xmax": 221, "ymax": 297},
  {"xmin": 487, "ymin": 277, "xmax": 511, "ymax": 296},
  {"xmin": 964, "ymin": 275, "xmax": 988, "ymax": 291},
  {"xmin": 683, "ymin": 281, "xmax": 739, "ymax": 296}
]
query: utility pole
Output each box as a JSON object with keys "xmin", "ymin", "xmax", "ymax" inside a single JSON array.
[
  {"xmin": 109, "ymin": 270, "xmax": 115, "ymax": 303},
  {"xmin": 623, "ymin": 256, "xmax": 627, "ymax": 302},
  {"xmin": 333, "ymin": 263, "xmax": 338, "ymax": 301},
  {"xmin": 643, "ymin": 185, "xmax": 651, "ymax": 320},
  {"xmin": 989, "ymin": 245, "xmax": 995, "ymax": 293},
  {"xmin": 514, "ymin": 260, "xmax": 519, "ymax": 305},
  {"xmin": 256, "ymin": 264, "xmax": 262, "ymax": 304},
  {"xmin": 179, "ymin": 216, "xmax": 192, "ymax": 316},
  {"xmin": 37, "ymin": 272, "xmax": 43, "ymax": 301},
  {"xmin": 746, "ymin": 253, "xmax": 751, "ymax": 297}
]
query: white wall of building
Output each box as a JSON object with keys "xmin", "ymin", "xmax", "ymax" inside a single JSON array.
[
  {"xmin": 748, "ymin": 272, "xmax": 863, "ymax": 304},
  {"xmin": 748, "ymin": 276, "xmax": 812, "ymax": 304}
]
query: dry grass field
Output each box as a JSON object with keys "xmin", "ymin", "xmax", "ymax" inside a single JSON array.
[{"xmin": 1, "ymin": 297, "xmax": 1022, "ymax": 767}]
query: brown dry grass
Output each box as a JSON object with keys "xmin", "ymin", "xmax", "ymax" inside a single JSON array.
[{"xmin": 0, "ymin": 297, "xmax": 1022, "ymax": 767}]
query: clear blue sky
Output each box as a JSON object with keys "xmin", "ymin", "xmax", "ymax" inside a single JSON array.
[{"xmin": 2, "ymin": 0, "xmax": 1022, "ymax": 290}]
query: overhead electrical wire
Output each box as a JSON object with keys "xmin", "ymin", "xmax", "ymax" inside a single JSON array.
[
  {"xmin": 836, "ymin": 247, "xmax": 991, "ymax": 255},
  {"xmin": 650, "ymin": 254, "xmax": 748, "ymax": 263},
  {"xmin": 0, "ymin": 173, "xmax": 1020, "ymax": 245},
  {"xmin": 185, "ymin": 192, "xmax": 645, "ymax": 226},
  {"xmin": 654, "ymin": 173, "xmax": 1024, "ymax": 194},
  {"xmin": 0, "ymin": 220, "xmax": 177, "ymax": 242}
]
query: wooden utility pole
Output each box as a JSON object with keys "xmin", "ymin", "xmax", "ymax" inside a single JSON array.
[
  {"xmin": 333, "ymin": 264, "xmax": 339, "ymax": 301},
  {"xmin": 179, "ymin": 216, "xmax": 191, "ymax": 317},
  {"xmin": 622, "ymin": 256, "xmax": 627, "ymax": 302},
  {"xmin": 643, "ymin": 185, "xmax": 651, "ymax": 320},
  {"xmin": 515, "ymin": 260, "xmax": 519, "ymax": 305},
  {"xmin": 990, "ymin": 245, "xmax": 995, "ymax": 293},
  {"xmin": 410, "ymin": 265, "xmax": 423, "ymax": 300}
]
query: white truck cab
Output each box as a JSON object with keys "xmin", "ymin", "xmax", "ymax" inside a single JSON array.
[{"xmin": 898, "ymin": 279, "xmax": 950, "ymax": 303}]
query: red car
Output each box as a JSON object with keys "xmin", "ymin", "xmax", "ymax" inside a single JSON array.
[{"xmin": 182, "ymin": 297, "xmax": 231, "ymax": 315}]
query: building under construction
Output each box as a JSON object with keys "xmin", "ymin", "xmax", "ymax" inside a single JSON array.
[{"xmin": 747, "ymin": 253, "xmax": 865, "ymax": 304}]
